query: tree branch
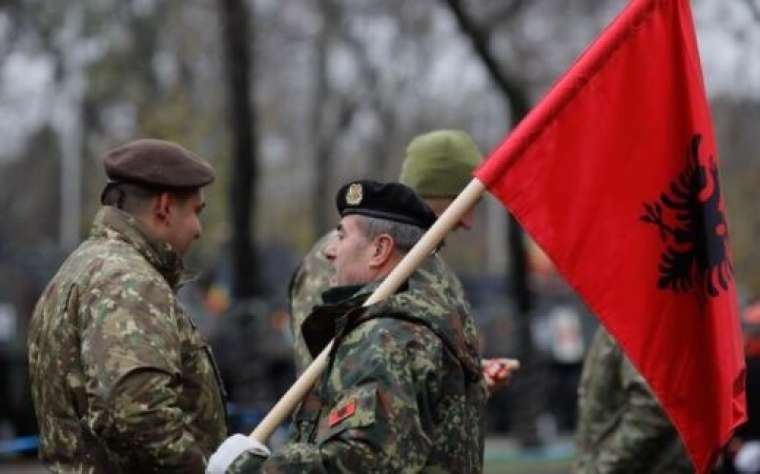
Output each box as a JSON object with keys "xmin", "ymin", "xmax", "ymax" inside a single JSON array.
[
  {"xmin": 482, "ymin": 0, "xmax": 528, "ymax": 31},
  {"xmin": 441, "ymin": 0, "xmax": 531, "ymax": 122},
  {"xmin": 743, "ymin": 0, "xmax": 760, "ymax": 23},
  {"xmin": 441, "ymin": 0, "xmax": 533, "ymax": 308}
]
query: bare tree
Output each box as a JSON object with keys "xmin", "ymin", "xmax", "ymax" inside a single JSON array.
[
  {"xmin": 479, "ymin": 0, "xmax": 527, "ymax": 36},
  {"xmin": 218, "ymin": 0, "xmax": 259, "ymax": 298},
  {"xmin": 339, "ymin": 18, "xmax": 400, "ymax": 183},
  {"xmin": 743, "ymin": 0, "xmax": 760, "ymax": 22},
  {"xmin": 311, "ymin": 0, "xmax": 357, "ymax": 237},
  {"xmin": 442, "ymin": 0, "xmax": 544, "ymax": 447},
  {"xmin": 310, "ymin": 0, "xmax": 335, "ymax": 238}
]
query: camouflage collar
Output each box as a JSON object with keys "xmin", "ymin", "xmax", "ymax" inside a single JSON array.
[
  {"xmin": 304, "ymin": 274, "xmax": 428, "ymax": 358},
  {"xmin": 303, "ymin": 256, "xmax": 482, "ymax": 380},
  {"xmin": 90, "ymin": 206, "xmax": 185, "ymax": 288},
  {"xmin": 302, "ymin": 285, "xmax": 374, "ymax": 358},
  {"xmin": 321, "ymin": 284, "xmax": 365, "ymax": 305}
]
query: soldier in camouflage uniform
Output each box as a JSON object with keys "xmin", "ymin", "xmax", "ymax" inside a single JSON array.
[
  {"xmin": 207, "ymin": 180, "xmax": 488, "ymax": 473},
  {"xmin": 28, "ymin": 139, "xmax": 227, "ymax": 473},
  {"xmin": 574, "ymin": 327, "xmax": 692, "ymax": 473},
  {"xmin": 289, "ymin": 130, "xmax": 514, "ymax": 391},
  {"xmin": 288, "ymin": 231, "xmax": 334, "ymax": 375}
]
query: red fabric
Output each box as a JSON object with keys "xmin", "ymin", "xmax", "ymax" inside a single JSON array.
[{"xmin": 475, "ymin": 0, "xmax": 746, "ymax": 471}]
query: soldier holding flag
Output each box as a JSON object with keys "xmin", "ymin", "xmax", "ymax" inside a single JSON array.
[
  {"xmin": 211, "ymin": 0, "xmax": 746, "ymax": 472},
  {"xmin": 207, "ymin": 180, "xmax": 488, "ymax": 473},
  {"xmin": 288, "ymin": 129, "xmax": 516, "ymax": 390}
]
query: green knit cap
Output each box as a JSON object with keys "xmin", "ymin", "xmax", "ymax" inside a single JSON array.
[{"xmin": 399, "ymin": 129, "xmax": 482, "ymax": 198}]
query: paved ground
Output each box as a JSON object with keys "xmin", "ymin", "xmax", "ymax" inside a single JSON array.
[
  {"xmin": 483, "ymin": 436, "xmax": 573, "ymax": 474},
  {"xmin": 0, "ymin": 462, "xmax": 574, "ymax": 474},
  {"xmin": 0, "ymin": 460, "xmax": 572, "ymax": 474},
  {"xmin": 0, "ymin": 437, "xmax": 574, "ymax": 473},
  {"xmin": 0, "ymin": 462, "xmax": 45, "ymax": 473}
]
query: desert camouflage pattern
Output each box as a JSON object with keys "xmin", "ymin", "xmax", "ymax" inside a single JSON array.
[
  {"xmin": 288, "ymin": 231, "xmax": 471, "ymax": 375},
  {"xmin": 574, "ymin": 327, "xmax": 692, "ymax": 473},
  {"xmin": 231, "ymin": 255, "xmax": 487, "ymax": 473},
  {"xmin": 28, "ymin": 206, "xmax": 227, "ymax": 473}
]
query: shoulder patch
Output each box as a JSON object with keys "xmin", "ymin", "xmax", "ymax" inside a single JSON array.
[{"xmin": 328, "ymin": 398, "xmax": 356, "ymax": 427}]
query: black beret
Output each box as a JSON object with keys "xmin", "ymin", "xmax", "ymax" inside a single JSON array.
[
  {"xmin": 335, "ymin": 180, "xmax": 437, "ymax": 230},
  {"xmin": 103, "ymin": 139, "xmax": 215, "ymax": 189}
]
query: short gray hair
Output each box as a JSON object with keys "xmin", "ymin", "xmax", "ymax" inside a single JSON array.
[{"xmin": 357, "ymin": 215, "xmax": 425, "ymax": 253}]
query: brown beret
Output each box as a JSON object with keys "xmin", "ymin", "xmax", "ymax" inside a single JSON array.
[{"xmin": 103, "ymin": 139, "xmax": 215, "ymax": 189}]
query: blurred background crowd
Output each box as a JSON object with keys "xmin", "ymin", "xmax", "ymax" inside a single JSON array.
[{"xmin": 0, "ymin": 0, "xmax": 758, "ymax": 472}]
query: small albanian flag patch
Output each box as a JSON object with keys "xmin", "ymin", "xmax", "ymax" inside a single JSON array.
[{"xmin": 328, "ymin": 399, "xmax": 356, "ymax": 427}]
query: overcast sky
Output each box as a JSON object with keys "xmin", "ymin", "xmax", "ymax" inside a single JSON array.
[
  {"xmin": 695, "ymin": 0, "xmax": 760, "ymax": 98},
  {"xmin": 0, "ymin": 0, "xmax": 757, "ymax": 162}
]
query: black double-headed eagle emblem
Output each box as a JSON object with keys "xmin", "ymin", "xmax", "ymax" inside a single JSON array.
[{"xmin": 640, "ymin": 134, "xmax": 733, "ymax": 298}]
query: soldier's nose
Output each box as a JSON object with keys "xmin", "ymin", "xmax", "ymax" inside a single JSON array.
[
  {"xmin": 323, "ymin": 242, "xmax": 336, "ymax": 260},
  {"xmin": 324, "ymin": 247, "xmax": 336, "ymax": 261}
]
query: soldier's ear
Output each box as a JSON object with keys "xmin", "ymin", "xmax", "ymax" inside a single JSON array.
[
  {"xmin": 369, "ymin": 234, "xmax": 395, "ymax": 268},
  {"xmin": 154, "ymin": 192, "xmax": 172, "ymax": 224}
]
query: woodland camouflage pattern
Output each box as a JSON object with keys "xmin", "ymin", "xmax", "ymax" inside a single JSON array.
[
  {"xmin": 288, "ymin": 231, "xmax": 471, "ymax": 375},
  {"xmin": 28, "ymin": 206, "xmax": 227, "ymax": 473},
  {"xmin": 232, "ymin": 255, "xmax": 487, "ymax": 473},
  {"xmin": 574, "ymin": 327, "xmax": 692, "ymax": 473},
  {"xmin": 288, "ymin": 232, "xmax": 335, "ymax": 375}
]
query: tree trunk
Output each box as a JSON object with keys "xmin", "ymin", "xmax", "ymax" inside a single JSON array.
[
  {"xmin": 311, "ymin": 0, "xmax": 358, "ymax": 237},
  {"xmin": 443, "ymin": 0, "xmax": 544, "ymax": 447},
  {"xmin": 218, "ymin": 0, "xmax": 259, "ymax": 298},
  {"xmin": 311, "ymin": 0, "xmax": 334, "ymax": 238}
]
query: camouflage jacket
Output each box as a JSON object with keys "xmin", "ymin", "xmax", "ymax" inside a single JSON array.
[
  {"xmin": 232, "ymin": 256, "xmax": 487, "ymax": 473},
  {"xmin": 288, "ymin": 231, "xmax": 470, "ymax": 375},
  {"xmin": 288, "ymin": 232, "xmax": 335, "ymax": 375},
  {"xmin": 28, "ymin": 206, "xmax": 228, "ymax": 473},
  {"xmin": 574, "ymin": 327, "xmax": 692, "ymax": 473}
]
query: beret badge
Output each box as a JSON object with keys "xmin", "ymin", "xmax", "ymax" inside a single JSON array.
[{"xmin": 345, "ymin": 183, "xmax": 363, "ymax": 206}]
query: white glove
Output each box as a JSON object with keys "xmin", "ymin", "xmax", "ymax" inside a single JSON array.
[
  {"xmin": 736, "ymin": 441, "xmax": 760, "ymax": 474},
  {"xmin": 206, "ymin": 434, "xmax": 271, "ymax": 474}
]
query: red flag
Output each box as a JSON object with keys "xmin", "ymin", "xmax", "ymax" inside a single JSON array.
[{"xmin": 475, "ymin": 0, "xmax": 746, "ymax": 471}]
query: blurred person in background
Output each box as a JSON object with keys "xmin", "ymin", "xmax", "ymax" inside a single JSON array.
[
  {"xmin": 207, "ymin": 180, "xmax": 488, "ymax": 473},
  {"xmin": 724, "ymin": 300, "xmax": 760, "ymax": 474},
  {"xmin": 574, "ymin": 326, "xmax": 692, "ymax": 473},
  {"xmin": 288, "ymin": 129, "xmax": 516, "ymax": 392},
  {"xmin": 28, "ymin": 139, "xmax": 228, "ymax": 473}
]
